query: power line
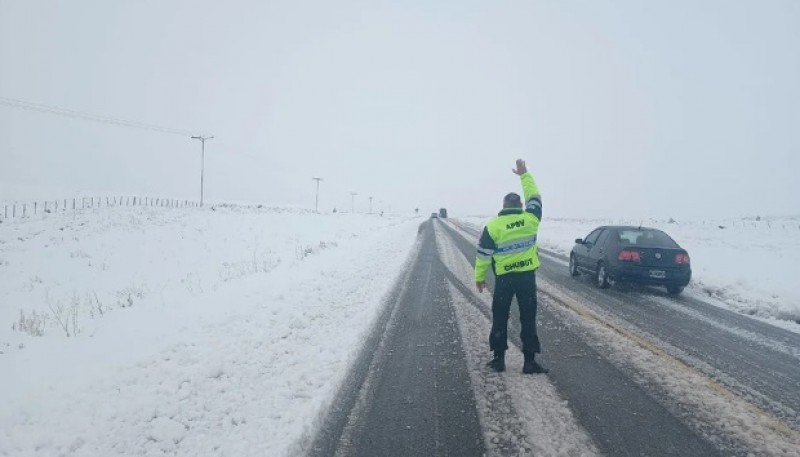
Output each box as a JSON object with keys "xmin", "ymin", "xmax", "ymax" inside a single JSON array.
[{"xmin": 0, "ymin": 96, "xmax": 197, "ymax": 136}]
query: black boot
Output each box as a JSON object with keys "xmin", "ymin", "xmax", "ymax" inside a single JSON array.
[
  {"xmin": 523, "ymin": 351, "xmax": 549, "ymax": 374},
  {"xmin": 487, "ymin": 350, "xmax": 505, "ymax": 372}
]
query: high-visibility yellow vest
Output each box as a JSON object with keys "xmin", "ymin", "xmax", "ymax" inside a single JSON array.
[{"xmin": 475, "ymin": 172, "xmax": 541, "ymax": 281}]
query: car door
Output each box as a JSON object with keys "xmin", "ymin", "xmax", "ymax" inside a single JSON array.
[
  {"xmin": 576, "ymin": 228, "xmax": 603, "ymax": 270},
  {"xmin": 586, "ymin": 229, "xmax": 610, "ymax": 269}
]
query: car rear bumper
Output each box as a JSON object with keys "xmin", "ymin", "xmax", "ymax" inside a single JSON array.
[{"xmin": 611, "ymin": 265, "xmax": 691, "ymax": 287}]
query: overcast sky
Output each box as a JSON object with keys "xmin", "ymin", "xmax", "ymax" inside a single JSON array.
[{"xmin": 1, "ymin": 0, "xmax": 798, "ymax": 218}]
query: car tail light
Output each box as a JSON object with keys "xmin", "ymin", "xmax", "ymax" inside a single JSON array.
[
  {"xmin": 675, "ymin": 253, "xmax": 690, "ymax": 265},
  {"xmin": 618, "ymin": 250, "xmax": 641, "ymax": 262}
]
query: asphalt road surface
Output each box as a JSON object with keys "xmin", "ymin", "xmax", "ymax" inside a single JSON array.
[
  {"xmin": 306, "ymin": 219, "xmax": 800, "ymax": 457},
  {"xmin": 307, "ymin": 221, "xmax": 485, "ymax": 457}
]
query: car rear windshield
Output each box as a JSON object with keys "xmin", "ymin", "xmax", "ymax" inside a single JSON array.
[{"xmin": 617, "ymin": 229, "xmax": 679, "ymax": 248}]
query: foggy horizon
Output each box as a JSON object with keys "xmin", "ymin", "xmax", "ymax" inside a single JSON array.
[{"xmin": 2, "ymin": 1, "xmax": 798, "ymax": 219}]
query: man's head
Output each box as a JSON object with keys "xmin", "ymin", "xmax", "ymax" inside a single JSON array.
[{"xmin": 503, "ymin": 192, "xmax": 522, "ymax": 209}]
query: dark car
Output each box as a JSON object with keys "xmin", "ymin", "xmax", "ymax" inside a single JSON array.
[
  {"xmin": 569, "ymin": 226, "xmax": 691, "ymax": 295},
  {"xmin": 439, "ymin": 208, "xmax": 448, "ymax": 218}
]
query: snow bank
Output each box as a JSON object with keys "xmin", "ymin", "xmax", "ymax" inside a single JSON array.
[
  {"xmin": 461, "ymin": 216, "xmax": 800, "ymax": 327},
  {"xmin": 0, "ymin": 205, "xmax": 421, "ymax": 456}
]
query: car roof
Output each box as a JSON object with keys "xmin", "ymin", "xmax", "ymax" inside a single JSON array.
[{"xmin": 596, "ymin": 226, "xmax": 662, "ymax": 232}]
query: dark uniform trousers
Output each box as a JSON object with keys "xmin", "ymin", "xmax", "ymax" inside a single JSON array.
[{"xmin": 489, "ymin": 270, "xmax": 541, "ymax": 354}]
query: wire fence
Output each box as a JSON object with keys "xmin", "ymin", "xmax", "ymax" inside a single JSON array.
[{"xmin": 0, "ymin": 196, "xmax": 200, "ymax": 221}]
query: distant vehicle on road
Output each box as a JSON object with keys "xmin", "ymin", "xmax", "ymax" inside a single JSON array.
[
  {"xmin": 569, "ymin": 226, "xmax": 691, "ymax": 295},
  {"xmin": 430, "ymin": 212, "xmax": 438, "ymax": 218},
  {"xmin": 439, "ymin": 208, "xmax": 448, "ymax": 218}
]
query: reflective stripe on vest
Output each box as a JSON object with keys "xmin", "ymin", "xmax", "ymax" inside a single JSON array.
[{"xmin": 495, "ymin": 235, "xmax": 537, "ymax": 255}]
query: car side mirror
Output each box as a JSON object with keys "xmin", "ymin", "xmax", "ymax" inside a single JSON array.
[{"xmin": 575, "ymin": 238, "xmax": 584, "ymax": 244}]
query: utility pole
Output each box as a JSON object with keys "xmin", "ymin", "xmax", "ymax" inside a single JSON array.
[
  {"xmin": 191, "ymin": 135, "xmax": 214, "ymax": 206},
  {"xmin": 369, "ymin": 196, "xmax": 373, "ymax": 214},
  {"xmin": 312, "ymin": 177, "xmax": 323, "ymax": 212},
  {"xmin": 350, "ymin": 192, "xmax": 358, "ymax": 213}
]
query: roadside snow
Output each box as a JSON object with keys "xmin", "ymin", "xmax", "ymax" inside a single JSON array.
[
  {"xmin": 461, "ymin": 216, "xmax": 800, "ymax": 327},
  {"xmin": 0, "ymin": 205, "xmax": 421, "ymax": 456}
]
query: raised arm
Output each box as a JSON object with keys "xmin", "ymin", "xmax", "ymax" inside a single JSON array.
[{"xmin": 512, "ymin": 159, "xmax": 542, "ymax": 220}]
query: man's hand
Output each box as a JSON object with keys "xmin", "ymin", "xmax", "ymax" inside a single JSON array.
[
  {"xmin": 512, "ymin": 159, "xmax": 527, "ymax": 176},
  {"xmin": 476, "ymin": 281, "xmax": 486, "ymax": 293}
]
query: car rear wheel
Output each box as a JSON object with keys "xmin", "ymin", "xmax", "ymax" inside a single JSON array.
[
  {"xmin": 596, "ymin": 262, "xmax": 610, "ymax": 289},
  {"xmin": 666, "ymin": 285, "xmax": 684, "ymax": 295},
  {"xmin": 569, "ymin": 255, "xmax": 580, "ymax": 277}
]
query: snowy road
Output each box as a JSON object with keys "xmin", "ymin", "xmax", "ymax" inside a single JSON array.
[
  {"xmin": 309, "ymin": 219, "xmax": 800, "ymax": 456},
  {"xmin": 4, "ymin": 208, "xmax": 797, "ymax": 456},
  {"xmin": 454, "ymin": 220, "xmax": 800, "ymax": 433},
  {"xmin": 308, "ymin": 220, "xmax": 485, "ymax": 457}
]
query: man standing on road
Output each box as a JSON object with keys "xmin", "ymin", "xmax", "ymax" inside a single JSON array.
[{"xmin": 475, "ymin": 159, "xmax": 548, "ymax": 374}]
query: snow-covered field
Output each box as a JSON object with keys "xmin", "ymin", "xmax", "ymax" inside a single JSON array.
[
  {"xmin": 0, "ymin": 205, "xmax": 421, "ymax": 456},
  {"xmin": 462, "ymin": 215, "xmax": 800, "ymax": 329},
  {"xmin": 4, "ymin": 204, "xmax": 797, "ymax": 455}
]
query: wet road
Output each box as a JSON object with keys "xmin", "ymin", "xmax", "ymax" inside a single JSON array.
[
  {"xmin": 306, "ymin": 219, "xmax": 800, "ymax": 457},
  {"xmin": 308, "ymin": 221, "xmax": 484, "ymax": 457},
  {"xmin": 454, "ymin": 220, "xmax": 800, "ymax": 430}
]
